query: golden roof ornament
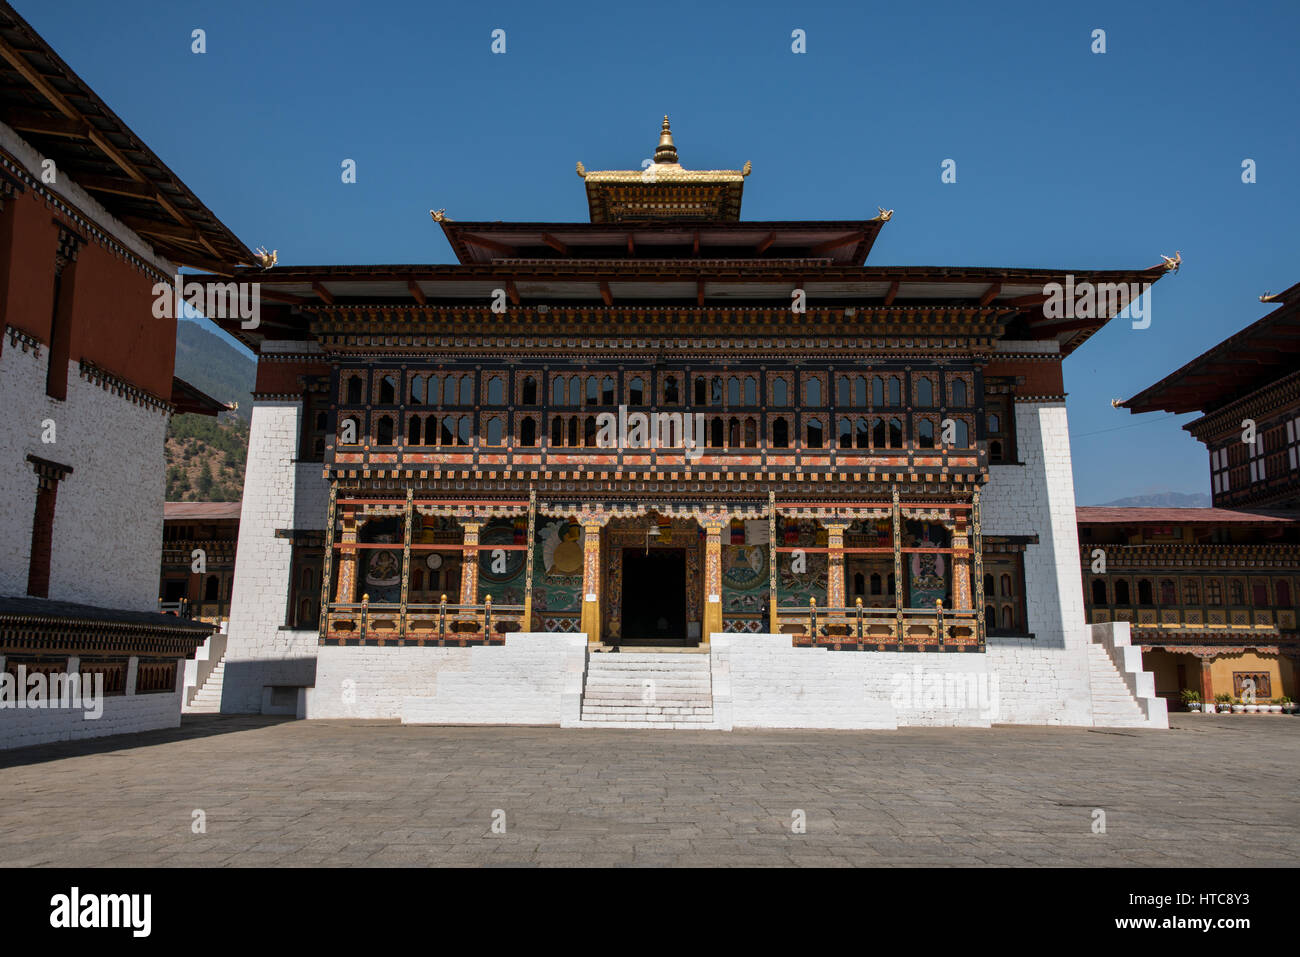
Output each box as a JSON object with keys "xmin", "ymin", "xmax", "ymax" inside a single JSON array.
[
  {"xmin": 876, "ymin": 207, "xmax": 894, "ymax": 222},
  {"xmin": 654, "ymin": 115, "xmax": 678, "ymax": 164},
  {"xmin": 1160, "ymin": 251, "xmax": 1181, "ymax": 273},
  {"xmin": 430, "ymin": 209, "xmax": 451, "ymax": 223},
  {"xmin": 253, "ymin": 246, "xmax": 277, "ymax": 269}
]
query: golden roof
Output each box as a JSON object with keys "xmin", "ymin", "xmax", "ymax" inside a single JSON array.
[{"xmin": 576, "ymin": 116, "xmax": 751, "ymax": 223}]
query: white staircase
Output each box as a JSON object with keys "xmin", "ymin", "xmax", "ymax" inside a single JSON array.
[
  {"xmin": 577, "ymin": 653, "xmax": 717, "ymax": 728},
  {"xmin": 1087, "ymin": 622, "xmax": 1169, "ymax": 728},
  {"xmin": 184, "ymin": 658, "xmax": 226, "ymax": 714}
]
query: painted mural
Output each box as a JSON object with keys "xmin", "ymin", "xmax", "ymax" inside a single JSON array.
[{"xmin": 905, "ymin": 520, "xmax": 950, "ymax": 608}]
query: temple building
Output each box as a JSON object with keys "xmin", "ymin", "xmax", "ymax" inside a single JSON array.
[
  {"xmin": 159, "ymin": 501, "xmax": 241, "ymax": 626},
  {"xmin": 0, "ymin": 3, "xmax": 246, "ymax": 747},
  {"xmin": 198, "ymin": 117, "xmax": 1172, "ymax": 729},
  {"xmin": 1105, "ymin": 282, "xmax": 1300, "ymax": 709}
]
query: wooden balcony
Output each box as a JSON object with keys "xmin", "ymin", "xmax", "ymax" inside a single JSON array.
[
  {"xmin": 324, "ymin": 595, "xmax": 526, "ymax": 645},
  {"xmin": 776, "ymin": 598, "xmax": 981, "ymax": 651}
]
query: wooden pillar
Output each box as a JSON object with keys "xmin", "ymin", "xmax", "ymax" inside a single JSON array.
[
  {"xmin": 1200, "ymin": 657, "xmax": 1214, "ymax": 705},
  {"xmin": 972, "ymin": 488, "xmax": 985, "ymax": 646},
  {"xmin": 892, "ymin": 487, "xmax": 904, "ymax": 642},
  {"xmin": 825, "ymin": 518, "xmax": 849, "ymax": 609},
  {"xmin": 459, "ymin": 521, "xmax": 481, "ymax": 607},
  {"xmin": 318, "ymin": 483, "xmax": 337, "ymax": 642},
  {"xmin": 952, "ymin": 520, "xmax": 971, "ymax": 610},
  {"xmin": 768, "ymin": 491, "xmax": 778, "ymax": 632},
  {"xmin": 399, "ymin": 489, "xmax": 413, "ymax": 637},
  {"xmin": 580, "ymin": 514, "xmax": 605, "ymax": 645},
  {"xmin": 524, "ymin": 489, "xmax": 537, "ymax": 632},
  {"xmin": 334, "ymin": 508, "xmax": 358, "ymax": 603},
  {"xmin": 703, "ymin": 514, "xmax": 726, "ymax": 644}
]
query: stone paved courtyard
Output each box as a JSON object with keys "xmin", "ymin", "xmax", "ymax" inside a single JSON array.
[{"xmin": 0, "ymin": 714, "xmax": 1296, "ymax": 866}]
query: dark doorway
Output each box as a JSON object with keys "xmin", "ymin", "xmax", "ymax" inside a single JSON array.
[{"xmin": 620, "ymin": 548, "xmax": 687, "ymax": 643}]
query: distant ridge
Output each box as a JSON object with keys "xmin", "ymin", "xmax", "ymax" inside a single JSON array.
[
  {"xmin": 1091, "ymin": 491, "xmax": 1211, "ymax": 508},
  {"xmin": 174, "ymin": 319, "xmax": 255, "ymax": 422}
]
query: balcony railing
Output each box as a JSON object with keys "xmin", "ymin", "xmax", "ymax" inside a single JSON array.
[
  {"xmin": 324, "ymin": 594, "xmax": 526, "ymax": 645},
  {"xmin": 157, "ymin": 598, "xmax": 230, "ymax": 624},
  {"xmin": 776, "ymin": 598, "xmax": 980, "ymax": 650}
]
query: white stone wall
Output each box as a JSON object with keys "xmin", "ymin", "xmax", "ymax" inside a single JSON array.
[
  {"xmin": 0, "ymin": 346, "xmax": 167, "ymax": 611},
  {"xmin": 980, "ymin": 400, "xmax": 1094, "ymax": 725},
  {"xmin": 0, "ymin": 655, "xmax": 185, "ymax": 750},
  {"xmin": 712, "ymin": 634, "xmax": 1003, "ymax": 729},
  {"xmin": 309, "ymin": 633, "xmax": 587, "ymax": 725},
  {"xmin": 220, "ymin": 399, "xmax": 326, "ymax": 712}
]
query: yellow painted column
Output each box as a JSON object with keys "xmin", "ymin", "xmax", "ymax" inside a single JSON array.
[
  {"xmin": 580, "ymin": 518, "xmax": 604, "ymax": 645},
  {"xmin": 952, "ymin": 521, "xmax": 972, "ymax": 610},
  {"xmin": 703, "ymin": 516, "xmax": 725, "ymax": 644},
  {"xmin": 459, "ymin": 521, "xmax": 481, "ymax": 606},
  {"xmin": 334, "ymin": 509, "xmax": 358, "ymax": 603},
  {"xmin": 824, "ymin": 519, "xmax": 849, "ymax": 609}
]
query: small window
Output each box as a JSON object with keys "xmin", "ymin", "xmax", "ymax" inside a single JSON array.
[
  {"xmin": 586, "ymin": 378, "xmax": 599, "ymax": 406},
  {"xmin": 457, "ymin": 416, "xmax": 471, "ymax": 446},
  {"xmin": 1159, "ymin": 580, "xmax": 1176, "ymax": 604},
  {"xmin": 553, "ymin": 377, "xmax": 567, "ymax": 405},
  {"xmin": 521, "ymin": 417, "xmax": 537, "ymax": 447},
  {"xmin": 710, "ymin": 417, "xmax": 724, "ymax": 448},
  {"xmin": 951, "ymin": 379, "xmax": 968, "ymax": 405},
  {"xmin": 1206, "ymin": 579, "xmax": 1222, "ymax": 605},
  {"xmin": 888, "ymin": 418, "xmax": 903, "ymax": 448},
  {"xmin": 853, "ymin": 378, "xmax": 866, "ymax": 407},
  {"xmin": 773, "ymin": 378, "xmax": 788, "ymax": 406},
  {"xmin": 806, "ymin": 419, "xmax": 824, "ymax": 448},
  {"xmin": 1115, "ymin": 580, "xmax": 1131, "ymax": 605},
  {"xmin": 459, "ymin": 377, "xmax": 473, "ymax": 406},
  {"xmin": 487, "ymin": 377, "xmax": 504, "ymax": 405},
  {"xmin": 602, "ymin": 376, "xmax": 615, "ymax": 405},
  {"xmin": 630, "ymin": 377, "xmax": 644, "ymax": 405},
  {"xmin": 551, "ymin": 417, "xmax": 563, "ymax": 446},
  {"xmin": 744, "ymin": 377, "xmax": 757, "ymax": 406},
  {"xmin": 407, "ymin": 416, "xmax": 421, "ymax": 445},
  {"xmin": 1091, "ymin": 579, "xmax": 1106, "ymax": 605},
  {"xmin": 486, "ymin": 418, "xmax": 504, "ymax": 446},
  {"xmin": 695, "ymin": 377, "xmax": 707, "ymax": 405},
  {"xmin": 664, "ymin": 376, "xmax": 679, "ymax": 404},
  {"xmin": 410, "ymin": 375, "xmax": 426, "ymax": 404},
  {"xmin": 728, "ymin": 378, "xmax": 741, "ymax": 406},
  {"xmin": 569, "ymin": 378, "xmax": 581, "ymax": 406},
  {"xmin": 917, "ymin": 419, "xmax": 935, "ymax": 449},
  {"xmin": 855, "ymin": 417, "xmax": 869, "ymax": 449},
  {"xmin": 887, "ymin": 377, "xmax": 901, "ymax": 406},
  {"xmin": 1278, "ymin": 581, "xmax": 1293, "ymax": 608},
  {"xmin": 773, "ymin": 419, "xmax": 789, "ymax": 448},
  {"xmin": 346, "ymin": 375, "xmax": 364, "ymax": 404},
  {"xmin": 806, "ymin": 379, "xmax": 822, "ymax": 405},
  {"xmin": 871, "ymin": 377, "xmax": 884, "ymax": 406},
  {"xmin": 838, "ymin": 377, "xmax": 852, "ymax": 406},
  {"xmin": 1138, "ymin": 579, "xmax": 1153, "ymax": 605},
  {"xmin": 916, "ymin": 377, "xmax": 934, "ymax": 407},
  {"xmin": 376, "ymin": 415, "xmax": 395, "ymax": 445},
  {"xmin": 522, "ymin": 376, "xmax": 537, "ymax": 405},
  {"xmin": 379, "ymin": 375, "xmax": 397, "ymax": 404}
]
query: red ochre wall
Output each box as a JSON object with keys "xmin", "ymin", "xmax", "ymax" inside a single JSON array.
[
  {"xmin": 982, "ymin": 358, "xmax": 1065, "ymax": 397},
  {"xmin": 255, "ymin": 358, "xmax": 331, "ymax": 395},
  {"xmin": 0, "ymin": 186, "xmax": 176, "ymax": 399}
]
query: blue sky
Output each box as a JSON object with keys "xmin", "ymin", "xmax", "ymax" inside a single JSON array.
[{"xmin": 23, "ymin": 0, "xmax": 1300, "ymax": 504}]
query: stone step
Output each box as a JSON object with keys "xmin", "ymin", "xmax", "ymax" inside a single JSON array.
[
  {"xmin": 581, "ymin": 705, "xmax": 715, "ymax": 715},
  {"xmin": 572, "ymin": 720, "xmax": 721, "ymax": 730}
]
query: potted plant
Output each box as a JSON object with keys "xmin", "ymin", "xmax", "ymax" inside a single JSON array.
[
  {"xmin": 1180, "ymin": 689, "xmax": 1201, "ymax": 712},
  {"xmin": 1214, "ymin": 693, "xmax": 1232, "ymax": 714},
  {"xmin": 1280, "ymin": 696, "xmax": 1296, "ymax": 715},
  {"xmin": 1232, "ymin": 697, "xmax": 1246, "ymax": 714},
  {"xmin": 1268, "ymin": 698, "xmax": 1283, "ymax": 714}
]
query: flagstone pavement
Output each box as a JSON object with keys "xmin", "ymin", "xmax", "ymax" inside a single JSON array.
[{"xmin": 1, "ymin": 714, "xmax": 1295, "ymax": 866}]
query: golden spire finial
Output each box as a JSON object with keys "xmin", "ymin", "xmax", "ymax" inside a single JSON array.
[{"xmin": 654, "ymin": 114, "xmax": 678, "ymax": 164}]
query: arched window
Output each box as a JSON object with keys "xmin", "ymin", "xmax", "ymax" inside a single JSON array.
[
  {"xmin": 521, "ymin": 417, "xmax": 537, "ymax": 447},
  {"xmin": 773, "ymin": 419, "xmax": 789, "ymax": 448},
  {"xmin": 551, "ymin": 417, "xmax": 563, "ymax": 446},
  {"xmin": 569, "ymin": 378, "xmax": 581, "ymax": 406},
  {"xmin": 990, "ymin": 440, "xmax": 1004, "ymax": 462},
  {"xmin": 346, "ymin": 375, "xmax": 363, "ymax": 404},
  {"xmin": 1159, "ymin": 579, "xmax": 1176, "ymax": 604},
  {"xmin": 838, "ymin": 377, "xmax": 851, "ymax": 406},
  {"xmin": 853, "ymin": 573, "xmax": 865, "ymax": 596},
  {"xmin": 887, "ymin": 573, "xmax": 895, "ymax": 595},
  {"xmin": 440, "ymin": 417, "xmax": 454, "ymax": 446},
  {"xmin": 553, "ymin": 377, "xmax": 566, "ymax": 405},
  {"xmin": 429, "ymin": 376, "xmax": 442, "ymax": 405},
  {"xmin": 695, "ymin": 377, "xmax": 707, "ymax": 405},
  {"xmin": 486, "ymin": 418, "xmax": 504, "ymax": 446},
  {"xmin": 567, "ymin": 416, "xmax": 579, "ymax": 447},
  {"xmin": 410, "ymin": 375, "xmax": 426, "ymax": 404},
  {"xmin": 838, "ymin": 418, "xmax": 853, "ymax": 449},
  {"xmin": 871, "ymin": 418, "xmax": 886, "ymax": 448},
  {"xmin": 1116, "ymin": 579, "xmax": 1131, "ymax": 604},
  {"xmin": 744, "ymin": 377, "xmax": 757, "ymax": 406},
  {"xmin": 871, "ymin": 573, "xmax": 883, "ymax": 595},
  {"xmin": 376, "ymin": 415, "xmax": 394, "ymax": 445},
  {"xmin": 379, "ymin": 375, "xmax": 397, "ymax": 404},
  {"xmin": 408, "ymin": 416, "xmax": 421, "ymax": 445},
  {"xmin": 586, "ymin": 377, "xmax": 599, "ymax": 406},
  {"xmin": 806, "ymin": 379, "xmax": 822, "ymax": 405},
  {"xmin": 457, "ymin": 416, "xmax": 471, "ymax": 446},
  {"xmin": 952, "ymin": 379, "xmax": 968, "ymax": 405},
  {"xmin": 1184, "ymin": 580, "xmax": 1200, "ymax": 605},
  {"xmin": 1001, "ymin": 607, "xmax": 1014, "ymax": 630},
  {"xmin": 773, "ymin": 379, "xmax": 788, "ymax": 406},
  {"xmin": 728, "ymin": 377, "xmax": 741, "ymax": 406},
  {"xmin": 602, "ymin": 376, "xmax": 615, "ymax": 405},
  {"xmin": 1092, "ymin": 579, "xmax": 1107, "ymax": 605},
  {"xmin": 487, "ymin": 377, "xmax": 504, "ymax": 405},
  {"xmin": 665, "ymin": 376, "xmax": 680, "ymax": 404},
  {"xmin": 459, "ymin": 377, "xmax": 473, "ymax": 406},
  {"xmin": 522, "ymin": 376, "xmax": 537, "ymax": 405},
  {"xmin": 205, "ymin": 575, "xmax": 219, "ymax": 600},
  {"xmin": 743, "ymin": 418, "xmax": 757, "ymax": 448},
  {"xmin": 629, "ymin": 377, "xmax": 644, "ymax": 405},
  {"xmin": 1137, "ymin": 579, "xmax": 1153, "ymax": 605},
  {"xmin": 871, "ymin": 377, "xmax": 884, "ymax": 406},
  {"xmin": 887, "ymin": 377, "xmax": 901, "ymax": 405},
  {"xmin": 1230, "ymin": 580, "xmax": 1245, "ymax": 605},
  {"xmin": 916, "ymin": 377, "xmax": 934, "ymax": 407},
  {"xmin": 853, "ymin": 378, "xmax": 866, "ymax": 407},
  {"xmin": 917, "ymin": 419, "xmax": 935, "ymax": 449},
  {"xmin": 984, "ymin": 573, "xmax": 994, "ymax": 595},
  {"xmin": 855, "ymin": 417, "xmax": 870, "ymax": 449},
  {"xmin": 728, "ymin": 417, "xmax": 741, "ymax": 448},
  {"xmin": 888, "ymin": 417, "xmax": 903, "ymax": 448},
  {"xmin": 710, "ymin": 417, "xmax": 724, "ymax": 448},
  {"xmin": 953, "ymin": 418, "xmax": 970, "ymax": 447},
  {"xmin": 985, "ymin": 605, "xmax": 996, "ymax": 626},
  {"xmin": 806, "ymin": 420, "xmax": 824, "ymax": 448},
  {"xmin": 1000, "ymin": 574, "xmax": 1012, "ymax": 597},
  {"xmin": 1278, "ymin": 581, "xmax": 1293, "ymax": 608},
  {"xmin": 711, "ymin": 377, "xmax": 723, "ymax": 406}
]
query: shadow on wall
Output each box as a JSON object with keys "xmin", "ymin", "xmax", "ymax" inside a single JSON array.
[{"xmin": 218, "ymin": 658, "xmax": 318, "ymax": 714}]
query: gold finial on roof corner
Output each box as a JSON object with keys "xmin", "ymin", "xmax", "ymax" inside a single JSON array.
[
  {"xmin": 575, "ymin": 161, "xmax": 586, "ymax": 178},
  {"xmin": 1160, "ymin": 250, "xmax": 1181, "ymax": 273},
  {"xmin": 742, "ymin": 161, "xmax": 752, "ymax": 177},
  {"xmin": 876, "ymin": 207, "xmax": 894, "ymax": 222},
  {"xmin": 654, "ymin": 114, "xmax": 678, "ymax": 164}
]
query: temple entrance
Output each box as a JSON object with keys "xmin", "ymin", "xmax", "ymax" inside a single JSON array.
[{"xmin": 620, "ymin": 548, "xmax": 688, "ymax": 644}]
